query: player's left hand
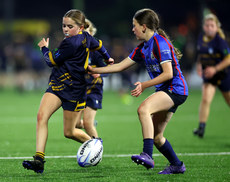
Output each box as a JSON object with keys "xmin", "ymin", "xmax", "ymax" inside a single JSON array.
[
  {"xmin": 204, "ymin": 66, "xmax": 216, "ymax": 79},
  {"xmin": 105, "ymin": 58, "xmax": 114, "ymax": 65},
  {"xmin": 92, "ymin": 74, "xmax": 100, "ymax": 78},
  {"xmin": 87, "ymin": 65, "xmax": 94, "ymax": 74},
  {"xmin": 131, "ymin": 81, "xmax": 143, "ymax": 97}
]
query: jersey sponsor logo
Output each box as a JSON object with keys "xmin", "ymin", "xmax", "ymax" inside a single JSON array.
[
  {"xmin": 146, "ymin": 64, "xmax": 161, "ymax": 72},
  {"xmin": 161, "ymin": 49, "xmax": 171, "ymax": 55}
]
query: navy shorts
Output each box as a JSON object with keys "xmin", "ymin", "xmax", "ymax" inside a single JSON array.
[
  {"xmin": 162, "ymin": 90, "xmax": 188, "ymax": 113},
  {"xmin": 204, "ymin": 71, "xmax": 230, "ymax": 92},
  {"xmin": 46, "ymin": 87, "xmax": 86, "ymax": 112},
  {"xmin": 86, "ymin": 93, "xmax": 102, "ymax": 109}
]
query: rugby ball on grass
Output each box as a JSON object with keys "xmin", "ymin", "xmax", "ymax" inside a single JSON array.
[{"xmin": 77, "ymin": 138, "xmax": 103, "ymax": 167}]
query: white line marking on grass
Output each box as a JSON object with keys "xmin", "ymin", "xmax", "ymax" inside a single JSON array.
[{"xmin": 0, "ymin": 152, "xmax": 230, "ymax": 160}]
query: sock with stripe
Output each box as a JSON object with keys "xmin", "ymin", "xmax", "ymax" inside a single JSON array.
[{"xmin": 35, "ymin": 152, "xmax": 45, "ymax": 162}]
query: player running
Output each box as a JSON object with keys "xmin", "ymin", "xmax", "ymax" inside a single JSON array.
[
  {"xmin": 22, "ymin": 9, "xmax": 113, "ymax": 173},
  {"xmin": 88, "ymin": 8, "xmax": 188, "ymax": 174},
  {"xmin": 193, "ymin": 13, "xmax": 230, "ymax": 138}
]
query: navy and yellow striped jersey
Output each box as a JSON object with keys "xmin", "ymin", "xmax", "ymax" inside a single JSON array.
[
  {"xmin": 41, "ymin": 31, "xmax": 110, "ymax": 101},
  {"xmin": 85, "ymin": 51, "xmax": 107, "ymax": 95},
  {"xmin": 197, "ymin": 33, "xmax": 230, "ymax": 71}
]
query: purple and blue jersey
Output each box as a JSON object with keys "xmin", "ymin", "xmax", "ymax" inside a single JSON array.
[
  {"xmin": 41, "ymin": 31, "xmax": 110, "ymax": 101},
  {"xmin": 129, "ymin": 32, "xmax": 188, "ymax": 96}
]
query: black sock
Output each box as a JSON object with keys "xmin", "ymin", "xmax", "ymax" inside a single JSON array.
[{"xmin": 199, "ymin": 122, "xmax": 206, "ymax": 130}]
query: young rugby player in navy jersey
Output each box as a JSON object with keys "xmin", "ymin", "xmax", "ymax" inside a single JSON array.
[
  {"xmin": 88, "ymin": 8, "xmax": 188, "ymax": 174},
  {"xmin": 22, "ymin": 9, "xmax": 113, "ymax": 173},
  {"xmin": 76, "ymin": 19, "xmax": 109, "ymax": 137},
  {"xmin": 193, "ymin": 13, "xmax": 230, "ymax": 138}
]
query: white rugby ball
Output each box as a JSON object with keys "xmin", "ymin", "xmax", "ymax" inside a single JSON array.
[{"xmin": 77, "ymin": 138, "xmax": 103, "ymax": 167}]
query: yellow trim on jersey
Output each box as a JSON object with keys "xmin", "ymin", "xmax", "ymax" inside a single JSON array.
[
  {"xmin": 84, "ymin": 48, "xmax": 90, "ymax": 70},
  {"xmin": 91, "ymin": 40, "xmax": 102, "ymax": 51},
  {"xmin": 86, "ymin": 77, "xmax": 102, "ymax": 94},
  {"xmin": 48, "ymin": 52, "xmax": 57, "ymax": 66},
  {"xmin": 51, "ymin": 84, "xmax": 65, "ymax": 91}
]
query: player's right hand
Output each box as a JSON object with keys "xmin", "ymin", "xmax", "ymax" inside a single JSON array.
[{"xmin": 38, "ymin": 38, "xmax": 49, "ymax": 49}]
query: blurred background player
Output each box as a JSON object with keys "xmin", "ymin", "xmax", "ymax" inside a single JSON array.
[
  {"xmin": 193, "ymin": 13, "xmax": 230, "ymax": 138},
  {"xmin": 22, "ymin": 9, "xmax": 113, "ymax": 173},
  {"xmin": 76, "ymin": 19, "xmax": 111, "ymax": 137},
  {"xmin": 88, "ymin": 8, "xmax": 188, "ymax": 174}
]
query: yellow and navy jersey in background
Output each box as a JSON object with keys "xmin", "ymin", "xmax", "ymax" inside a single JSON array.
[
  {"xmin": 197, "ymin": 33, "xmax": 230, "ymax": 69},
  {"xmin": 85, "ymin": 51, "xmax": 107, "ymax": 96},
  {"xmin": 129, "ymin": 32, "xmax": 188, "ymax": 96},
  {"xmin": 197, "ymin": 33, "xmax": 230, "ymax": 81},
  {"xmin": 41, "ymin": 31, "xmax": 110, "ymax": 101}
]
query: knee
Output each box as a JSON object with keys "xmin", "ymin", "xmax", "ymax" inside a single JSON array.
[
  {"xmin": 83, "ymin": 122, "xmax": 93, "ymax": 131},
  {"xmin": 201, "ymin": 96, "xmax": 212, "ymax": 106},
  {"xmin": 137, "ymin": 105, "xmax": 149, "ymax": 116},
  {"xmin": 37, "ymin": 111, "xmax": 47, "ymax": 125},
  {"xmin": 64, "ymin": 130, "xmax": 74, "ymax": 139}
]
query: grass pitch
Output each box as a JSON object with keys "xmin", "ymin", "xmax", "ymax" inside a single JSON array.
[{"xmin": 0, "ymin": 88, "xmax": 229, "ymax": 181}]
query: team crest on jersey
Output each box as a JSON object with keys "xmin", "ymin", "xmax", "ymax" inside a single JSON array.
[
  {"xmin": 54, "ymin": 49, "xmax": 60, "ymax": 58},
  {"xmin": 208, "ymin": 48, "xmax": 213, "ymax": 54},
  {"xmin": 151, "ymin": 51, "xmax": 155, "ymax": 59}
]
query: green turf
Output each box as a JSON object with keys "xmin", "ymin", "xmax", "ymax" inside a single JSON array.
[{"xmin": 0, "ymin": 88, "xmax": 229, "ymax": 181}]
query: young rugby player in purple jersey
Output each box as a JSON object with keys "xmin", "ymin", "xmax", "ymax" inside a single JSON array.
[
  {"xmin": 88, "ymin": 8, "xmax": 188, "ymax": 174},
  {"xmin": 193, "ymin": 13, "xmax": 230, "ymax": 138},
  {"xmin": 22, "ymin": 9, "xmax": 113, "ymax": 173}
]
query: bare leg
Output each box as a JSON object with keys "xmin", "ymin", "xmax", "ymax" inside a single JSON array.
[
  {"xmin": 137, "ymin": 91, "xmax": 174, "ymax": 139},
  {"xmin": 36, "ymin": 93, "xmax": 62, "ymax": 153},
  {"xmin": 152, "ymin": 111, "xmax": 173, "ymax": 148},
  {"xmin": 221, "ymin": 91, "xmax": 230, "ymax": 107},
  {"xmin": 199, "ymin": 83, "xmax": 216, "ymax": 123},
  {"xmin": 63, "ymin": 110, "xmax": 91, "ymax": 143},
  {"xmin": 83, "ymin": 106, "xmax": 98, "ymax": 137}
]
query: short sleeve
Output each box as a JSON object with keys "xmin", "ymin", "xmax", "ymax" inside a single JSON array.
[
  {"xmin": 128, "ymin": 44, "xmax": 145, "ymax": 63},
  {"xmin": 153, "ymin": 36, "xmax": 172, "ymax": 62}
]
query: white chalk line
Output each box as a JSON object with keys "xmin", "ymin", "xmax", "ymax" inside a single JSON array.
[{"xmin": 0, "ymin": 152, "xmax": 230, "ymax": 160}]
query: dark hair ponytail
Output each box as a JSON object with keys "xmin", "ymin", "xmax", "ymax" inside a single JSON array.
[
  {"xmin": 134, "ymin": 9, "xmax": 182, "ymax": 60},
  {"xmin": 157, "ymin": 28, "xmax": 183, "ymax": 60}
]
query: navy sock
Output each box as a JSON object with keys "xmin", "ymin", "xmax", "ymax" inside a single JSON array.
[
  {"xmin": 199, "ymin": 122, "xmax": 206, "ymax": 129},
  {"xmin": 143, "ymin": 138, "xmax": 154, "ymax": 158},
  {"xmin": 157, "ymin": 139, "xmax": 182, "ymax": 166}
]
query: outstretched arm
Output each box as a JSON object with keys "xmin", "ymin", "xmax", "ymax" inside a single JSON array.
[{"xmin": 88, "ymin": 57, "xmax": 135, "ymax": 74}]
